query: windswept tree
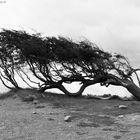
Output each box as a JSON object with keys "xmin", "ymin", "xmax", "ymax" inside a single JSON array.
[{"xmin": 0, "ymin": 29, "xmax": 140, "ymax": 100}]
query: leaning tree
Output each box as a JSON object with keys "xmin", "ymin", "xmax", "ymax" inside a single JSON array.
[{"xmin": 0, "ymin": 29, "xmax": 140, "ymax": 100}]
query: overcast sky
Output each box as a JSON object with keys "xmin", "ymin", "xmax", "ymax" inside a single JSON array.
[
  {"xmin": 0, "ymin": 0, "xmax": 140, "ymax": 66},
  {"xmin": 0, "ymin": 0, "xmax": 140, "ymax": 96}
]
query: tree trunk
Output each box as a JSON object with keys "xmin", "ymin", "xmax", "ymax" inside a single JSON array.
[
  {"xmin": 112, "ymin": 78, "xmax": 140, "ymax": 100},
  {"xmin": 38, "ymin": 79, "xmax": 100, "ymax": 97},
  {"xmin": 125, "ymin": 83, "xmax": 140, "ymax": 100},
  {"xmin": 57, "ymin": 84, "xmax": 86, "ymax": 97},
  {"xmin": 57, "ymin": 80, "xmax": 99, "ymax": 97},
  {"xmin": 101, "ymin": 77, "xmax": 140, "ymax": 100}
]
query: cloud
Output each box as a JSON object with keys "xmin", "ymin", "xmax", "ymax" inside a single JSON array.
[
  {"xmin": 124, "ymin": 0, "xmax": 140, "ymax": 7},
  {"xmin": 0, "ymin": 0, "xmax": 140, "ymax": 65}
]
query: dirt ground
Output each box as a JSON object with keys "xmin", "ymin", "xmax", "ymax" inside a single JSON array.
[{"xmin": 0, "ymin": 89, "xmax": 140, "ymax": 140}]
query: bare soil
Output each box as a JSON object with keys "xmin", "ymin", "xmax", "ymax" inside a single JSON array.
[{"xmin": 0, "ymin": 89, "xmax": 140, "ymax": 140}]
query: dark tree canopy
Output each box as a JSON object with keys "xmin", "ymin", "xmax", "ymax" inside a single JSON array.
[{"xmin": 0, "ymin": 29, "xmax": 140, "ymax": 100}]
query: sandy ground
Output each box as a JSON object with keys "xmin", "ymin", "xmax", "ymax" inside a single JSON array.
[{"xmin": 0, "ymin": 89, "xmax": 140, "ymax": 140}]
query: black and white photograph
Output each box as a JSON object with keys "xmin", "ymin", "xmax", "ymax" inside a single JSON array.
[{"xmin": 0, "ymin": 0, "xmax": 140, "ymax": 139}]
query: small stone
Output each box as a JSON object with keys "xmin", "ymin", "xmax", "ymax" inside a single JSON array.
[
  {"xmin": 49, "ymin": 112, "xmax": 54, "ymax": 115},
  {"xmin": 64, "ymin": 115, "xmax": 72, "ymax": 122},
  {"xmin": 68, "ymin": 125, "xmax": 73, "ymax": 128},
  {"xmin": 33, "ymin": 100, "xmax": 38, "ymax": 104},
  {"xmin": 32, "ymin": 111, "xmax": 38, "ymax": 114},
  {"xmin": 118, "ymin": 105, "xmax": 127, "ymax": 109},
  {"xmin": 118, "ymin": 115, "xmax": 124, "ymax": 118}
]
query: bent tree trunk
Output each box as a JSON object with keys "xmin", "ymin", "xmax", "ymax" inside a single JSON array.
[
  {"xmin": 111, "ymin": 78, "xmax": 140, "ymax": 100},
  {"xmin": 57, "ymin": 80, "xmax": 99, "ymax": 97},
  {"xmin": 38, "ymin": 84, "xmax": 84, "ymax": 97},
  {"xmin": 57, "ymin": 78, "xmax": 104, "ymax": 97},
  {"xmin": 39, "ymin": 80, "xmax": 100, "ymax": 97},
  {"xmin": 125, "ymin": 83, "xmax": 140, "ymax": 100},
  {"xmin": 101, "ymin": 77, "xmax": 140, "ymax": 100},
  {"xmin": 57, "ymin": 84, "xmax": 87, "ymax": 97}
]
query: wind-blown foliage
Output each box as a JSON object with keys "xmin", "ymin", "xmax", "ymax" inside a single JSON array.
[{"xmin": 0, "ymin": 29, "xmax": 140, "ymax": 99}]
